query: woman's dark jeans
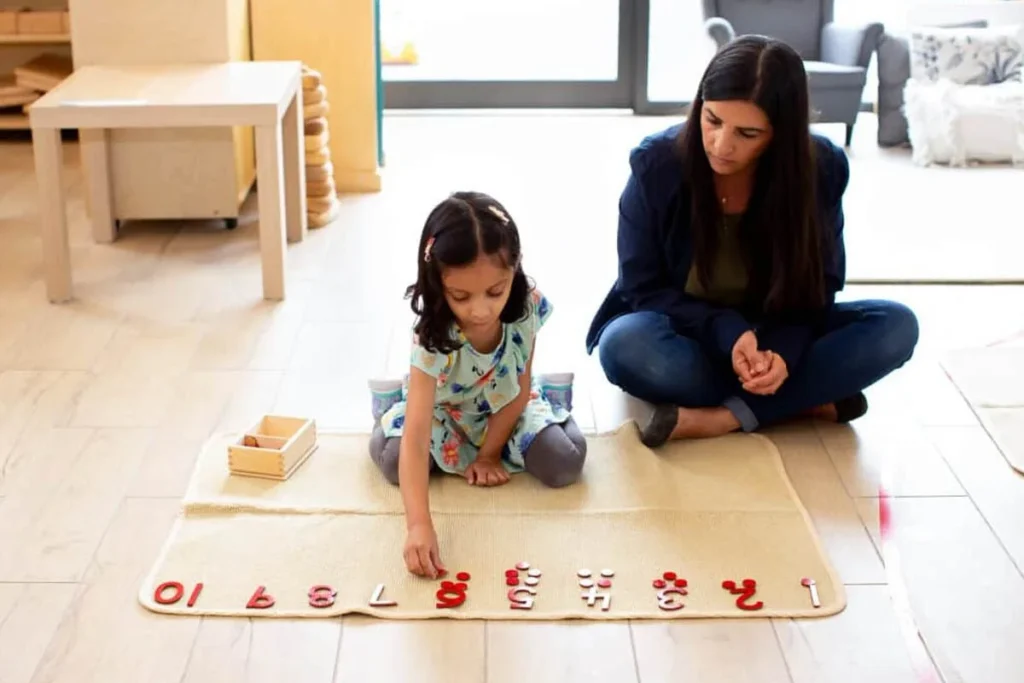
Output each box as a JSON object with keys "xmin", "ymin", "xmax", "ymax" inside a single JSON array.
[{"xmin": 596, "ymin": 300, "xmax": 919, "ymax": 431}]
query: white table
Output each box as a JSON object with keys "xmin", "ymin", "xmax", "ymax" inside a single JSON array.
[{"xmin": 28, "ymin": 61, "xmax": 308, "ymax": 302}]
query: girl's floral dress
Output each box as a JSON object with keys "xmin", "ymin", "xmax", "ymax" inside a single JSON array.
[{"xmin": 380, "ymin": 290, "xmax": 571, "ymax": 474}]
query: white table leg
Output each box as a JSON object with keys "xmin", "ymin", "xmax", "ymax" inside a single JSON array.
[
  {"xmin": 282, "ymin": 89, "xmax": 307, "ymax": 243},
  {"xmin": 255, "ymin": 123, "xmax": 287, "ymax": 300},
  {"xmin": 79, "ymin": 128, "xmax": 117, "ymax": 243},
  {"xmin": 31, "ymin": 126, "xmax": 72, "ymax": 303}
]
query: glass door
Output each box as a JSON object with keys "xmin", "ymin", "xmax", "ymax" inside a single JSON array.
[
  {"xmin": 381, "ymin": 0, "xmax": 635, "ymax": 108},
  {"xmin": 632, "ymin": 0, "xmax": 715, "ymax": 114}
]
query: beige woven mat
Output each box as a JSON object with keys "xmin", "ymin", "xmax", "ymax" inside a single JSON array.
[
  {"xmin": 138, "ymin": 424, "xmax": 844, "ymax": 620},
  {"xmin": 943, "ymin": 343, "xmax": 1024, "ymax": 473}
]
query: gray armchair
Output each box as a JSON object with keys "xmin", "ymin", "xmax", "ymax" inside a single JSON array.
[{"xmin": 701, "ymin": 0, "xmax": 883, "ymax": 147}]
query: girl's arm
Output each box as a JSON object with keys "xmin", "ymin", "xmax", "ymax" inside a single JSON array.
[
  {"xmin": 477, "ymin": 346, "xmax": 535, "ymax": 463},
  {"xmin": 398, "ymin": 366, "xmax": 437, "ymax": 530}
]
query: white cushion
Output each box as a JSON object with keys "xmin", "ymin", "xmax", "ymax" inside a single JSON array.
[{"xmin": 903, "ymin": 79, "xmax": 1024, "ymax": 166}]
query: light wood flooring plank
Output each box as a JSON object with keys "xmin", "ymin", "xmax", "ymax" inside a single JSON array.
[
  {"xmin": 243, "ymin": 619, "xmax": 341, "ymax": 683},
  {"xmin": 864, "ymin": 358, "xmax": 978, "ymax": 428},
  {"xmin": 927, "ymin": 425, "xmax": 1024, "ymax": 573},
  {"xmin": 334, "ymin": 617, "xmax": 483, "ymax": 683},
  {"xmin": 178, "ymin": 619, "xmax": 251, "ymax": 683},
  {"xmin": 0, "ymin": 371, "xmax": 91, "ymax": 466},
  {"xmin": 855, "ymin": 496, "xmax": 1024, "ymax": 682},
  {"xmin": 7, "ymin": 304, "xmax": 121, "ymax": 372},
  {"xmin": 773, "ymin": 585, "xmax": 921, "ymax": 683},
  {"xmin": 27, "ymin": 498, "xmax": 199, "ymax": 683},
  {"xmin": 0, "ymin": 583, "xmax": 78, "ymax": 683},
  {"xmin": 487, "ymin": 622, "xmax": 638, "ymax": 683},
  {"xmin": 631, "ymin": 619, "xmax": 791, "ymax": 683},
  {"xmin": 768, "ymin": 425, "xmax": 886, "ymax": 585},
  {"xmin": 0, "ymin": 428, "xmax": 148, "ymax": 581},
  {"xmin": 126, "ymin": 430, "xmax": 209, "ymax": 499},
  {"xmin": 815, "ymin": 416, "xmax": 963, "ymax": 498}
]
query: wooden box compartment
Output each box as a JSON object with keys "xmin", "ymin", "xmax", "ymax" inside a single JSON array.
[
  {"xmin": 228, "ymin": 415, "xmax": 317, "ymax": 480},
  {"xmin": 16, "ymin": 9, "xmax": 65, "ymax": 34}
]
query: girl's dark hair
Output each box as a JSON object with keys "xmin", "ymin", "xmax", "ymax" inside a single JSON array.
[
  {"xmin": 406, "ymin": 191, "xmax": 530, "ymax": 354},
  {"xmin": 679, "ymin": 34, "xmax": 828, "ymax": 317}
]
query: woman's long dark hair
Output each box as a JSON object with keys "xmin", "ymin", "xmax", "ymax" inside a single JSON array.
[
  {"xmin": 679, "ymin": 34, "xmax": 827, "ymax": 317},
  {"xmin": 406, "ymin": 191, "xmax": 530, "ymax": 354}
]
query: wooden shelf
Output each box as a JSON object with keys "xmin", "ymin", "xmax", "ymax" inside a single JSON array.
[
  {"xmin": 0, "ymin": 113, "xmax": 29, "ymax": 129},
  {"xmin": 0, "ymin": 34, "xmax": 70, "ymax": 45}
]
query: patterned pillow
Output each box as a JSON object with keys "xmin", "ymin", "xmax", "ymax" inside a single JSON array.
[{"xmin": 910, "ymin": 25, "xmax": 1023, "ymax": 85}]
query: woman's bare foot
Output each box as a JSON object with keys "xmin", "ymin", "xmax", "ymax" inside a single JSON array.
[
  {"xmin": 802, "ymin": 394, "xmax": 869, "ymax": 424},
  {"xmin": 669, "ymin": 407, "xmax": 741, "ymax": 439},
  {"xmin": 641, "ymin": 405, "xmax": 742, "ymax": 447},
  {"xmin": 804, "ymin": 403, "xmax": 839, "ymax": 422}
]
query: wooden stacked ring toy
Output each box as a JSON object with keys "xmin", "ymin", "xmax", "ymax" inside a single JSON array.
[{"xmin": 301, "ymin": 65, "xmax": 341, "ymax": 229}]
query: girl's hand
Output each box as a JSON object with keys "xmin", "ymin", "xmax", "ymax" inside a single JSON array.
[
  {"xmin": 404, "ymin": 522, "xmax": 446, "ymax": 578},
  {"xmin": 742, "ymin": 352, "xmax": 789, "ymax": 395},
  {"xmin": 464, "ymin": 457, "xmax": 510, "ymax": 486}
]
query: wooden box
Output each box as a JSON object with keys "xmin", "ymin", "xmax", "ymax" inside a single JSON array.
[
  {"xmin": 228, "ymin": 416, "xmax": 317, "ymax": 480},
  {"xmin": 16, "ymin": 10, "xmax": 65, "ymax": 34}
]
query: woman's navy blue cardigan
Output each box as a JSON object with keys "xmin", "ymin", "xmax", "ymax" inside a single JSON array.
[{"xmin": 584, "ymin": 122, "xmax": 851, "ymax": 372}]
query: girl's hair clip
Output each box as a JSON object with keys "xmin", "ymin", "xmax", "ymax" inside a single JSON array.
[
  {"xmin": 487, "ymin": 205, "xmax": 509, "ymax": 224},
  {"xmin": 423, "ymin": 236, "xmax": 435, "ymax": 262}
]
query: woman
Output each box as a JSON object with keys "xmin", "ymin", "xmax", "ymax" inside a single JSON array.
[{"xmin": 585, "ymin": 35, "xmax": 919, "ymax": 447}]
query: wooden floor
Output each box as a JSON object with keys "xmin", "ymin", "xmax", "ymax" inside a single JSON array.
[{"xmin": 1, "ymin": 114, "xmax": 1023, "ymax": 683}]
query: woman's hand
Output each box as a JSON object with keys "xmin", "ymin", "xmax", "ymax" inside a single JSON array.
[
  {"xmin": 404, "ymin": 521, "xmax": 446, "ymax": 578},
  {"xmin": 742, "ymin": 351, "xmax": 789, "ymax": 395},
  {"xmin": 464, "ymin": 457, "xmax": 511, "ymax": 486},
  {"xmin": 731, "ymin": 330, "xmax": 771, "ymax": 383}
]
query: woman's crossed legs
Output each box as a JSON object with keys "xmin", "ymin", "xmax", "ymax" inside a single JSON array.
[{"xmin": 596, "ymin": 299, "xmax": 919, "ymax": 444}]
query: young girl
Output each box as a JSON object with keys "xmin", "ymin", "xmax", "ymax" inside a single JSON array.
[{"xmin": 368, "ymin": 191, "xmax": 587, "ymax": 578}]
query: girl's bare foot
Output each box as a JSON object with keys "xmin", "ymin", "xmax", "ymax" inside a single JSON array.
[{"xmin": 641, "ymin": 404, "xmax": 740, "ymax": 447}]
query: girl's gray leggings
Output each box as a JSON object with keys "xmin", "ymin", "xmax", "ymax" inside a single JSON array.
[{"xmin": 369, "ymin": 417, "xmax": 587, "ymax": 488}]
